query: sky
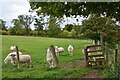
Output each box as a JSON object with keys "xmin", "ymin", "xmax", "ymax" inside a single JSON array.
[
  {"xmin": 0, "ymin": 0, "xmax": 85, "ymax": 30},
  {"xmin": 0, "ymin": 0, "xmax": 31, "ymax": 27}
]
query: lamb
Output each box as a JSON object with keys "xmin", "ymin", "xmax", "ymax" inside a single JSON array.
[
  {"xmin": 55, "ymin": 46, "xmax": 64, "ymax": 56},
  {"xmin": 10, "ymin": 54, "xmax": 33, "ymax": 68},
  {"xmin": 10, "ymin": 46, "xmax": 16, "ymax": 52},
  {"xmin": 4, "ymin": 52, "xmax": 23, "ymax": 64},
  {"xmin": 68, "ymin": 45, "xmax": 74, "ymax": 56},
  {"xmin": 46, "ymin": 48, "xmax": 56, "ymax": 68}
]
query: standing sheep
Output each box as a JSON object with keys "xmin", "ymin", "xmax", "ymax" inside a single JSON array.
[
  {"xmin": 10, "ymin": 54, "xmax": 33, "ymax": 68},
  {"xmin": 68, "ymin": 45, "xmax": 74, "ymax": 56},
  {"xmin": 55, "ymin": 46, "xmax": 64, "ymax": 56},
  {"xmin": 46, "ymin": 48, "xmax": 56, "ymax": 68},
  {"xmin": 10, "ymin": 46, "xmax": 16, "ymax": 52}
]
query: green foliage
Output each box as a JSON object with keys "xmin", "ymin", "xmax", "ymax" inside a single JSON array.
[
  {"xmin": 11, "ymin": 15, "xmax": 34, "ymax": 36},
  {"xmin": 34, "ymin": 14, "xmax": 44, "ymax": 32},
  {"xmin": 0, "ymin": 30, "xmax": 9, "ymax": 35},
  {"xmin": 29, "ymin": 2, "xmax": 120, "ymax": 21},
  {"xmin": 63, "ymin": 24, "xmax": 74, "ymax": 32},
  {"xmin": 0, "ymin": 19, "xmax": 7, "ymax": 30},
  {"xmin": 48, "ymin": 16, "xmax": 61, "ymax": 37},
  {"xmin": 61, "ymin": 30, "xmax": 70, "ymax": 38},
  {"xmin": 81, "ymin": 15, "xmax": 117, "ymax": 41},
  {"xmin": 71, "ymin": 29, "xmax": 77, "ymax": 38}
]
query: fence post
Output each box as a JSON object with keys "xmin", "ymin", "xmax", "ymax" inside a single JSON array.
[
  {"xmin": 15, "ymin": 46, "xmax": 20, "ymax": 69},
  {"xmin": 118, "ymin": 43, "xmax": 120, "ymax": 79},
  {"xmin": 100, "ymin": 32, "xmax": 106, "ymax": 61},
  {"xmin": 50, "ymin": 45, "xmax": 59, "ymax": 68},
  {"xmin": 84, "ymin": 47, "xmax": 88, "ymax": 66}
]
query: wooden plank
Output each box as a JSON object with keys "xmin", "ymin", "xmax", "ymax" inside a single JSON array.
[
  {"xmin": 87, "ymin": 50, "xmax": 102, "ymax": 53},
  {"xmin": 88, "ymin": 54, "xmax": 103, "ymax": 57},
  {"xmin": 86, "ymin": 45, "xmax": 101, "ymax": 49}
]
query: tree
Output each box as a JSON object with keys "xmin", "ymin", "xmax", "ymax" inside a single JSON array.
[
  {"xmin": 81, "ymin": 14, "xmax": 118, "ymax": 44},
  {"xmin": 47, "ymin": 16, "xmax": 61, "ymax": 37},
  {"xmin": 29, "ymin": 2, "xmax": 120, "ymax": 21},
  {"xmin": 18, "ymin": 15, "xmax": 34, "ymax": 35},
  {"xmin": 71, "ymin": 29, "xmax": 76, "ymax": 38},
  {"xmin": 63, "ymin": 24, "xmax": 74, "ymax": 32},
  {"xmin": 0, "ymin": 19, "xmax": 7, "ymax": 31},
  {"xmin": 34, "ymin": 14, "xmax": 44, "ymax": 36},
  {"xmin": 11, "ymin": 19, "xmax": 26, "ymax": 35}
]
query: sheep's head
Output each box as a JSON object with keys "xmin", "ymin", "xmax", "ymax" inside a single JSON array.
[{"xmin": 10, "ymin": 54, "xmax": 17, "ymax": 65}]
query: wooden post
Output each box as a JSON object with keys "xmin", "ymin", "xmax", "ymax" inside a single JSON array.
[
  {"xmin": 50, "ymin": 45, "xmax": 59, "ymax": 68},
  {"xmin": 84, "ymin": 47, "xmax": 88, "ymax": 66},
  {"xmin": 16, "ymin": 46, "xmax": 20, "ymax": 69}
]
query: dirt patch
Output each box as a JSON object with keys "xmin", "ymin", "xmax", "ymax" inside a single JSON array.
[
  {"xmin": 81, "ymin": 70, "xmax": 103, "ymax": 78},
  {"xmin": 61, "ymin": 59, "xmax": 103, "ymax": 78},
  {"xmin": 61, "ymin": 60, "xmax": 85, "ymax": 68}
]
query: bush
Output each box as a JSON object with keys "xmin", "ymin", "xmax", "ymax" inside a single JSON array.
[
  {"xmin": 0, "ymin": 30, "xmax": 9, "ymax": 35},
  {"xmin": 61, "ymin": 30, "xmax": 70, "ymax": 38}
]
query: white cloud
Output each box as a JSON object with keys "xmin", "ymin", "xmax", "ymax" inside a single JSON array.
[{"xmin": 0, "ymin": 0, "xmax": 30, "ymax": 22}]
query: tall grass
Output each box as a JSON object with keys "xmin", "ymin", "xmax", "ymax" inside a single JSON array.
[{"xmin": 2, "ymin": 35, "xmax": 92, "ymax": 78}]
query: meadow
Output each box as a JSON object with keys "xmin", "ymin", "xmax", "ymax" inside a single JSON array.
[{"xmin": 2, "ymin": 35, "xmax": 93, "ymax": 78}]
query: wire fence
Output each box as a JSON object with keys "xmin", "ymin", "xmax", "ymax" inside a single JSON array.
[{"xmin": 103, "ymin": 41, "xmax": 120, "ymax": 78}]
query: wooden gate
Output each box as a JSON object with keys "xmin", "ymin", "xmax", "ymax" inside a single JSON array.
[{"xmin": 83, "ymin": 45, "xmax": 104, "ymax": 68}]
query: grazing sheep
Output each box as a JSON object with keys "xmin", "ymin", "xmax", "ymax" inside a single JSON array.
[
  {"xmin": 4, "ymin": 52, "xmax": 22, "ymax": 64},
  {"xmin": 46, "ymin": 48, "xmax": 56, "ymax": 68},
  {"xmin": 68, "ymin": 45, "xmax": 74, "ymax": 56},
  {"xmin": 10, "ymin": 54, "xmax": 33, "ymax": 68},
  {"xmin": 55, "ymin": 46, "xmax": 64, "ymax": 56}
]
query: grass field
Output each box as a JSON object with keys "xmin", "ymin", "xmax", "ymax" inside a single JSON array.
[{"xmin": 2, "ymin": 35, "xmax": 93, "ymax": 78}]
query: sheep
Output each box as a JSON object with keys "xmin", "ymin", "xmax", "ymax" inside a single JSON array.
[
  {"xmin": 10, "ymin": 54, "xmax": 33, "ymax": 68},
  {"xmin": 4, "ymin": 51, "xmax": 23, "ymax": 64},
  {"xmin": 68, "ymin": 45, "xmax": 74, "ymax": 56},
  {"xmin": 10, "ymin": 46, "xmax": 16, "ymax": 52},
  {"xmin": 46, "ymin": 48, "xmax": 56, "ymax": 68},
  {"xmin": 55, "ymin": 46, "xmax": 64, "ymax": 56}
]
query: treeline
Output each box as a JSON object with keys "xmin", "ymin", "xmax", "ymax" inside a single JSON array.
[
  {"xmin": 0, "ymin": 24, "xmax": 84, "ymax": 38},
  {"xmin": 0, "ymin": 14, "xmax": 119, "ymax": 41},
  {"xmin": 0, "ymin": 14, "xmax": 86, "ymax": 38}
]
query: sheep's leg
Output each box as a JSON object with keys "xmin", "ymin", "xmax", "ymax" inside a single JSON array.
[
  {"xmin": 47, "ymin": 60, "xmax": 52, "ymax": 68},
  {"xmin": 56, "ymin": 52, "xmax": 59, "ymax": 57},
  {"xmin": 27, "ymin": 63, "xmax": 30, "ymax": 68},
  {"xmin": 52, "ymin": 59, "xmax": 56, "ymax": 68},
  {"xmin": 51, "ymin": 59, "xmax": 54, "ymax": 68},
  {"xmin": 29, "ymin": 61, "xmax": 33, "ymax": 68},
  {"xmin": 27, "ymin": 62, "xmax": 31, "ymax": 68},
  {"xmin": 69, "ymin": 51, "xmax": 73, "ymax": 56}
]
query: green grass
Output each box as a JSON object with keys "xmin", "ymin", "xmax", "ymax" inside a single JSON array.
[{"xmin": 2, "ymin": 35, "xmax": 92, "ymax": 78}]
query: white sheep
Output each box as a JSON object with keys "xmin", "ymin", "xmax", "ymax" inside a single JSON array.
[
  {"xmin": 10, "ymin": 54, "xmax": 33, "ymax": 68},
  {"xmin": 46, "ymin": 48, "xmax": 56, "ymax": 68},
  {"xmin": 10, "ymin": 46, "xmax": 16, "ymax": 52},
  {"xmin": 68, "ymin": 45, "xmax": 74, "ymax": 56},
  {"xmin": 55, "ymin": 46, "xmax": 64, "ymax": 56},
  {"xmin": 4, "ymin": 51, "xmax": 23, "ymax": 64}
]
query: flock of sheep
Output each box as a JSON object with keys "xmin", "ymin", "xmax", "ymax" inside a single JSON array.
[{"xmin": 4, "ymin": 45, "xmax": 74, "ymax": 68}]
